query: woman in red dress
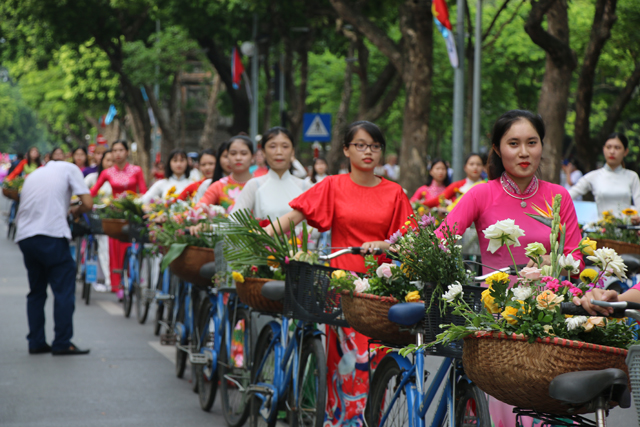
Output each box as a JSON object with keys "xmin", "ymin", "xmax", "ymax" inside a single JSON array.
[
  {"xmin": 90, "ymin": 141, "xmax": 147, "ymax": 297},
  {"xmin": 265, "ymin": 121, "xmax": 413, "ymax": 426}
]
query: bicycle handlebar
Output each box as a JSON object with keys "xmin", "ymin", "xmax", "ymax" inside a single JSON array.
[
  {"xmin": 559, "ymin": 300, "xmax": 640, "ymax": 319},
  {"xmin": 319, "ymin": 247, "xmax": 384, "ymax": 260}
]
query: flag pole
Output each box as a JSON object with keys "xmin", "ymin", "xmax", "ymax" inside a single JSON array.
[
  {"xmin": 471, "ymin": 0, "xmax": 482, "ymax": 153},
  {"xmin": 250, "ymin": 13, "xmax": 259, "ymax": 149},
  {"xmin": 451, "ymin": 0, "xmax": 465, "ymax": 181}
]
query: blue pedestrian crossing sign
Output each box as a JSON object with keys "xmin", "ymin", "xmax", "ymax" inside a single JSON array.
[{"xmin": 303, "ymin": 113, "xmax": 332, "ymax": 142}]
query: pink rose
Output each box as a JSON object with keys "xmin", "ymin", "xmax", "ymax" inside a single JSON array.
[
  {"xmin": 376, "ymin": 263, "xmax": 394, "ymax": 279},
  {"xmin": 354, "ymin": 278, "xmax": 370, "ymax": 293},
  {"xmin": 519, "ymin": 266, "xmax": 542, "ymax": 281}
]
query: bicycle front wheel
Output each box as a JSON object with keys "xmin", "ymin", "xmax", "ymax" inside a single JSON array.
[
  {"xmin": 288, "ymin": 335, "xmax": 327, "ymax": 427},
  {"xmin": 366, "ymin": 356, "xmax": 410, "ymax": 427},
  {"xmin": 136, "ymin": 253, "xmax": 152, "ymax": 324},
  {"xmin": 197, "ymin": 299, "xmax": 218, "ymax": 411},
  {"xmin": 455, "ymin": 382, "xmax": 491, "ymax": 427},
  {"xmin": 220, "ymin": 306, "xmax": 252, "ymax": 427},
  {"xmin": 122, "ymin": 251, "xmax": 134, "ymax": 318},
  {"xmin": 249, "ymin": 326, "xmax": 278, "ymax": 427}
]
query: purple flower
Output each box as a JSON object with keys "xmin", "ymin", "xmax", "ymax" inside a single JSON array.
[
  {"xmin": 419, "ymin": 214, "xmax": 436, "ymax": 228},
  {"xmin": 385, "ymin": 230, "xmax": 403, "ymax": 245}
]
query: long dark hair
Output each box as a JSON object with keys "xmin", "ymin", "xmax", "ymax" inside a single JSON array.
[
  {"xmin": 26, "ymin": 147, "xmax": 41, "ymax": 167},
  {"xmin": 165, "ymin": 149, "xmax": 191, "ymax": 179},
  {"xmin": 310, "ymin": 157, "xmax": 329, "ymax": 184},
  {"xmin": 425, "ymin": 158, "xmax": 451, "ymax": 187},
  {"xmin": 72, "ymin": 146, "xmax": 88, "ymax": 168},
  {"xmin": 98, "ymin": 149, "xmax": 112, "ymax": 175},
  {"xmin": 199, "ymin": 148, "xmax": 216, "ymax": 162},
  {"xmin": 112, "ymin": 140, "xmax": 129, "ymax": 151},
  {"xmin": 262, "ymin": 127, "xmax": 295, "ymax": 149},
  {"xmin": 211, "ymin": 141, "xmax": 231, "ymax": 184},
  {"xmin": 605, "ymin": 132, "xmax": 628, "ymax": 149},
  {"xmin": 488, "ymin": 110, "xmax": 545, "ymax": 180},
  {"xmin": 49, "ymin": 147, "xmax": 64, "ymax": 160}
]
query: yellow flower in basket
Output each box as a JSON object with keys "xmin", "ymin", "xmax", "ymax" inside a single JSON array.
[
  {"xmin": 622, "ymin": 208, "xmax": 638, "ymax": 216},
  {"xmin": 405, "ymin": 291, "xmax": 420, "ymax": 302},
  {"xmin": 485, "ymin": 271, "xmax": 509, "ymax": 287},
  {"xmin": 501, "ymin": 300, "xmax": 526, "ymax": 325},
  {"xmin": 579, "ymin": 268, "xmax": 598, "ymax": 284},
  {"xmin": 267, "ymin": 255, "xmax": 280, "ymax": 269},
  {"xmin": 231, "ymin": 271, "xmax": 245, "ymax": 283},
  {"xmin": 331, "ymin": 270, "xmax": 347, "ymax": 280},
  {"xmin": 417, "ymin": 206, "xmax": 426, "ymax": 216},
  {"xmin": 580, "ymin": 237, "xmax": 597, "ymax": 256},
  {"xmin": 481, "ymin": 288, "xmax": 501, "ymax": 314},
  {"xmin": 536, "ymin": 290, "xmax": 563, "ymax": 310}
]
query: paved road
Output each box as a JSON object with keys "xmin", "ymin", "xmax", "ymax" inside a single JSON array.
[
  {"xmin": 0, "ymin": 197, "xmax": 637, "ymax": 426},
  {"xmin": 0, "ymin": 199, "xmax": 226, "ymax": 427}
]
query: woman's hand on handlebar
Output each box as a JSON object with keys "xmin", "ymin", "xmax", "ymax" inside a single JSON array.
[
  {"xmin": 526, "ymin": 254, "xmax": 551, "ymax": 268},
  {"xmin": 572, "ymin": 288, "xmax": 619, "ymax": 316},
  {"xmin": 360, "ymin": 241, "xmax": 389, "ymax": 255}
]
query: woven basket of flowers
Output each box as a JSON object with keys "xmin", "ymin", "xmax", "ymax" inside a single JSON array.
[
  {"xmin": 463, "ymin": 331, "xmax": 629, "ymax": 415},
  {"xmin": 235, "ymin": 276, "xmax": 283, "ymax": 314},
  {"xmin": 341, "ymin": 291, "xmax": 416, "ymax": 346},
  {"xmin": 597, "ymin": 238, "xmax": 640, "ymax": 255},
  {"xmin": 2, "ymin": 188, "xmax": 19, "ymax": 201},
  {"xmin": 169, "ymin": 246, "xmax": 215, "ymax": 288},
  {"xmin": 101, "ymin": 219, "xmax": 130, "ymax": 241}
]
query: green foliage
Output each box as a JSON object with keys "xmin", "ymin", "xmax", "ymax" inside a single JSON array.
[{"xmin": 0, "ymin": 82, "xmax": 49, "ymax": 152}]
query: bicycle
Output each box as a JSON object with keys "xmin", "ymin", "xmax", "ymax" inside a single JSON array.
[
  {"xmin": 6, "ymin": 198, "xmax": 18, "ymax": 240},
  {"xmin": 120, "ymin": 223, "xmax": 151, "ymax": 319},
  {"xmin": 508, "ymin": 300, "xmax": 640, "ymax": 427},
  {"xmin": 364, "ymin": 281, "xmax": 491, "ymax": 427},
  {"xmin": 249, "ymin": 247, "xmax": 377, "ymax": 427}
]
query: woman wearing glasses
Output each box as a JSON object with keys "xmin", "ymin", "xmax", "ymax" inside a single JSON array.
[{"xmin": 264, "ymin": 121, "xmax": 413, "ymax": 426}]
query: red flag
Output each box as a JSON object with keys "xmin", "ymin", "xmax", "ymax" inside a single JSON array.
[
  {"xmin": 231, "ymin": 47, "xmax": 245, "ymax": 89},
  {"xmin": 432, "ymin": 0, "xmax": 452, "ymax": 30}
]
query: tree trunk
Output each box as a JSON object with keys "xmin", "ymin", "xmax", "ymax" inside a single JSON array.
[
  {"xmin": 199, "ymin": 73, "xmax": 222, "ymax": 150},
  {"xmin": 262, "ymin": 43, "xmax": 273, "ymax": 133},
  {"xmin": 397, "ymin": 1, "xmax": 433, "ymax": 193},
  {"xmin": 327, "ymin": 44, "xmax": 355, "ymax": 175},
  {"xmin": 525, "ymin": 0, "xmax": 576, "ymax": 183},
  {"xmin": 574, "ymin": 0, "xmax": 618, "ymax": 171},
  {"xmin": 284, "ymin": 34, "xmax": 311, "ymax": 143}
]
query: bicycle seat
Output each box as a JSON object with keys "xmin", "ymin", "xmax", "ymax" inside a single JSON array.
[
  {"xmin": 621, "ymin": 253, "xmax": 640, "ymax": 275},
  {"xmin": 549, "ymin": 368, "xmax": 630, "ymax": 407},
  {"xmin": 261, "ymin": 281, "xmax": 285, "ymax": 301},
  {"xmin": 199, "ymin": 262, "xmax": 217, "ymax": 280},
  {"xmin": 388, "ymin": 303, "xmax": 425, "ymax": 326}
]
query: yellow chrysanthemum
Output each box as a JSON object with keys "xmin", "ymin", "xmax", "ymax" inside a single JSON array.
[
  {"xmin": 485, "ymin": 271, "xmax": 509, "ymax": 287},
  {"xmin": 231, "ymin": 271, "xmax": 245, "ymax": 283},
  {"xmin": 602, "ymin": 210, "xmax": 613, "ymax": 218},
  {"xmin": 405, "ymin": 291, "xmax": 421, "ymax": 302},
  {"xmin": 579, "ymin": 268, "xmax": 598, "ymax": 284}
]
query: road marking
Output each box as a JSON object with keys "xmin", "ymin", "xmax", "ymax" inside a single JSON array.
[
  {"xmin": 148, "ymin": 341, "xmax": 176, "ymax": 364},
  {"xmin": 97, "ymin": 300, "xmax": 123, "ymax": 316}
]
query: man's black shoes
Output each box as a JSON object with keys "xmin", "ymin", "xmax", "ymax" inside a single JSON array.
[
  {"xmin": 51, "ymin": 343, "xmax": 90, "ymax": 356},
  {"xmin": 29, "ymin": 344, "xmax": 52, "ymax": 354}
]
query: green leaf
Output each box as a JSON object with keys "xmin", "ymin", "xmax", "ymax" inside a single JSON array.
[{"xmin": 160, "ymin": 243, "xmax": 188, "ymax": 271}]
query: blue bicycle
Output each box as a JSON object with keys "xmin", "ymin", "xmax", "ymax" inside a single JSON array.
[
  {"xmin": 121, "ymin": 223, "xmax": 150, "ymax": 319},
  {"xmin": 364, "ymin": 283, "xmax": 491, "ymax": 427}
]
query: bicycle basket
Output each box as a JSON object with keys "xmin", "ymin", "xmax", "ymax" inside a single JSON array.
[
  {"xmin": 626, "ymin": 345, "xmax": 640, "ymax": 426},
  {"xmin": 127, "ymin": 222, "xmax": 149, "ymax": 243},
  {"xmin": 70, "ymin": 212, "xmax": 102, "ymax": 238},
  {"xmin": 423, "ymin": 283, "xmax": 484, "ymax": 358},
  {"xmin": 284, "ymin": 261, "xmax": 349, "ymax": 327}
]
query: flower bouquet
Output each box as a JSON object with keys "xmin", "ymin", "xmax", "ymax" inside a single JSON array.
[
  {"xmin": 2, "ymin": 176, "xmax": 23, "ymax": 200},
  {"xmin": 588, "ymin": 208, "xmax": 640, "ymax": 254},
  {"xmin": 96, "ymin": 192, "xmax": 145, "ymax": 241},
  {"xmin": 431, "ymin": 195, "xmax": 637, "ymax": 414},
  {"xmin": 220, "ymin": 209, "xmax": 317, "ymax": 314}
]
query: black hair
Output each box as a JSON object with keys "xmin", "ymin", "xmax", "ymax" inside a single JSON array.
[
  {"xmin": 605, "ymin": 132, "xmax": 629, "ymax": 149},
  {"xmin": 425, "ymin": 158, "xmax": 451, "ymax": 187},
  {"xmin": 464, "ymin": 152, "xmax": 482, "ymax": 166},
  {"xmin": 228, "ymin": 135, "xmax": 255, "ymax": 154},
  {"xmin": 488, "ymin": 110, "xmax": 545, "ymax": 180},
  {"xmin": 262, "ymin": 127, "xmax": 295, "ymax": 149},
  {"xmin": 198, "ymin": 148, "xmax": 216, "ymax": 162},
  {"xmin": 112, "ymin": 140, "xmax": 129, "ymax": 151},
  {"xmin": 343, "ymin": 121, "xmax": 387, "ymax": 152},
  {"xmin": 98, "ymin": 149, "xmax": 112, "ymax": 175},
  {"xmin": 165, "ymin": 149, "xmax": 191, "ymax": 179},
  {"xmin": 211, "ymin": 141, "xmax": 231, "ymax": 184},
  {"xmin": 16, "ymin": 152, "xmax": 24, "ymax": 160},
  {"xmin": 49, "ymin": 147, "xmax": 64, "ymax": 160},
  {"xmin": 310, "ymin": 157, "xmax": 329, "ymax": 184},
  {"xmin": 26, "ymin": 146, "xmax": 41, "ymax": 168},
  {"xmin": 72, "ymin": 146, "xmax": 88, "ymax": 168}
]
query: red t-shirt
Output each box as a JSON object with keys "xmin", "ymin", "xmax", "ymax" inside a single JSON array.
[{"xmin": 289, "ymin": 174, "xmax": 413, "ymax": 273}]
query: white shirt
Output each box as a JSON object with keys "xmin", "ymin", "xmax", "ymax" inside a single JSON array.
[
  {"xmin": 15, "ymin": 161, "xmax": 90, "ymax": 242},
  {"xmin": 459, "ymin": 177, "xmax": 483, "ymax": 194},
  {"xmin": 569, "ymin": 164, "xmax": 640, "ymax": 217},
  {"xmin": 195, "ymin": 179, "xmax": 212, "ymax": 202},
  {"xmin": 232, "ymin": 169, "xmax": 311, "ymax": 219},
  {"xmin": 141, "ymin": 174, "xmax": 195, "ymax": 204},
  {"xmin": 84, "ymin": 172, "xmax": 112, "ymax": 196},
  {"xmin": 383, "ymin": 164, "xmax": 400, "ymax": 181},
  {"xmin": 560, "ymin": 169, "xmax": 584, "ymax": 201}
]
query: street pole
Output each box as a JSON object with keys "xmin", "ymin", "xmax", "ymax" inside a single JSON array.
[
  {"xmin": 471, "ymin": 0, "xmax": 482, "ymax": 154},
  {"xmin": 279, "ymin": 52, "xmax": 285, "ymax": 127},
  {"xmin": 250, "ymin": 13, "xmax": 259, "ymax": 149},
  {"xmin": 451, "ymin": 0, "xmax": 466, "ymax": 180},
  {"xmin": 153, "ymin": 19, "xmax": 161, "ymax": 163}
]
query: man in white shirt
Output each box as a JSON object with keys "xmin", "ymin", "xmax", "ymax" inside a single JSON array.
[{"xmin": 15, "ymin": 160, "xmax": 93, "ymax": 355}]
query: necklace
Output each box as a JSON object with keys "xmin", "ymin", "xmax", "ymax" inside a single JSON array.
[{"xmin": 500, "ymin": 174, "xmax": 539, "ymax": 208}]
